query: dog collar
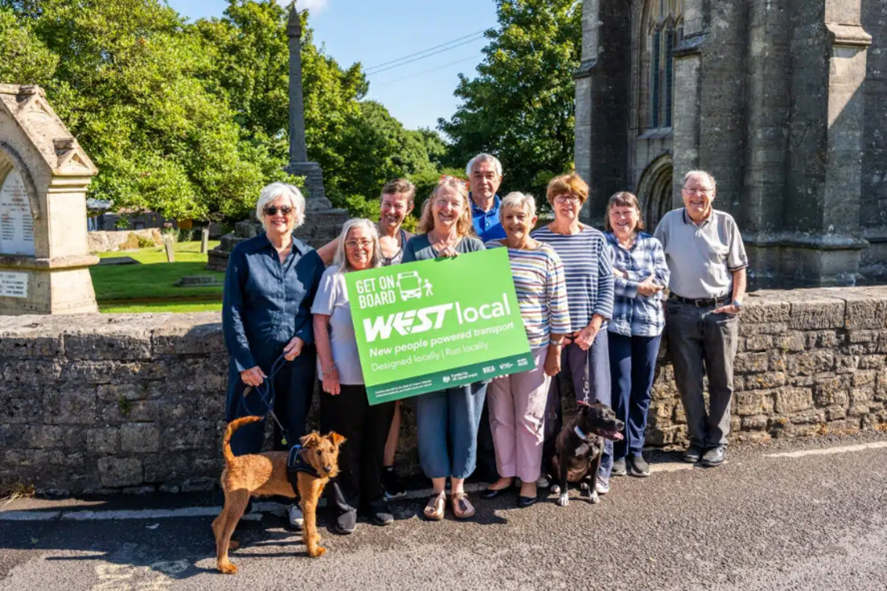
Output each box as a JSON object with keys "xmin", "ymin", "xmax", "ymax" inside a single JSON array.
[{"xmin": 574, "ymin": 426, "xmax": 589, "ymax": 441}]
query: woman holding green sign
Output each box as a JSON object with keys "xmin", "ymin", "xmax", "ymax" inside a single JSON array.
[
  {"xmin": 403, "ymin": 176, "xmax": 487, "ymax": 521},
  {"xmin": 312, "ymin": 218, "xmax": 396, "ymax": 535},
  {"xmin": 483, "ymin": 192, "xmax": 571, "ymax": 508}
]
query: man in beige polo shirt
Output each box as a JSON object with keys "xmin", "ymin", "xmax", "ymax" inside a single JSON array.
[{"xmin": 654, "ymin": 170, "xmax": 747, "ymax": 467}]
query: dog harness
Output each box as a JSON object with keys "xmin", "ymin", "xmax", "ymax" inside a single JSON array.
[{"xmin": 287, "ymin": 445, "xmax": 320, "ymax": 494}]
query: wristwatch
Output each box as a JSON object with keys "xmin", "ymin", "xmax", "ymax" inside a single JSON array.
[{"xmin": 732, "ymin": 299, "xmax": 743, "ymax": 310}]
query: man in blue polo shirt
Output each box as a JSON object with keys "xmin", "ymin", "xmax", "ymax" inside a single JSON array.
[{"xmin": 466, "ymin": 153, "xmax": 507, "ymax": 242}]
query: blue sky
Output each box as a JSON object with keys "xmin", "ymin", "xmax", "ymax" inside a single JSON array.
[{"xmin": 165, "ymin": 0, "xmax": 499, "ymax": 132}]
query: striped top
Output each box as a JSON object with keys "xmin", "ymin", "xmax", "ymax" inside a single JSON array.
[
  {"xmin": 486, "ymin": 240, "xmax": 571, "ymax": 348},
  {"xmin": 530, "ymin": 225, "xmax": 615, "ymax": 332}
]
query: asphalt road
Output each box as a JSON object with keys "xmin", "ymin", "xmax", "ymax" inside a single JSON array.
[{"xmin": 2, "ymin": 433, "xmax": 886, "ymax": 591}]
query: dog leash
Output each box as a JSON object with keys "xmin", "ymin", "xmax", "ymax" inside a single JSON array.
[
  {"xmin": 581, "ymin": 345, "xmax": 591, "ymax": 405},
  {"xmin": 238, "ymin": 351, "xmax": 292, "ymax": 447}
]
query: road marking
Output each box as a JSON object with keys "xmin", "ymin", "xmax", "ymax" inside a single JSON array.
[{"xmin": 765, "ymin": 440, "xmax": 887, "ymax": 458}]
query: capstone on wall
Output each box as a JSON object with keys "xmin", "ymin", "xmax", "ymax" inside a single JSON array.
[{"xmin": 2, "ymin": 288, "xmax": 887, "ymax": 494}]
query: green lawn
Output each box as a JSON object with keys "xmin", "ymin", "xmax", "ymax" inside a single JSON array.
[{"xmin": 91, "ymin": 241, "xmax": 225, "ymax": 312}]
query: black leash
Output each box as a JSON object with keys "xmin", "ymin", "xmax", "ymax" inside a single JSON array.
[{"xmin": 238, "ymin": 352, "xmax": 292, "ymax": 447}]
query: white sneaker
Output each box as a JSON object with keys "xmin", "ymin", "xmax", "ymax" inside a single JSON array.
[
  {"xmin": 595, "ymin": 478, "xmax": 610, "ymax": 495},
  {"xmin": 287, "ymin": 504, "xmax": 304, "ymax": 531}
]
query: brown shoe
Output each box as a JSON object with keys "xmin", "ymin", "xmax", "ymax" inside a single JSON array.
[
  {"xmin": 423, "ymin": 491, "xmax": 446, "ymax": 521},
  {"xmin": 451, "ymin": 493, "xmax": 475, "ymax": 520}
]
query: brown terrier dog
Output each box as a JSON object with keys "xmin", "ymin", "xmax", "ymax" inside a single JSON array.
[{"xmin": 212, "ymin": 416, "xmax": 345, "ymax": 574}]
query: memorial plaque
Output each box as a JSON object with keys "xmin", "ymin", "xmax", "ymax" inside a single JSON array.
[
  {"xmin": 0, "ymin": 271, "xmax": 28, "ymax": 298},
  {"xmin": 0, "ymin": 170, "xmax": 35, "ymax": 256}
]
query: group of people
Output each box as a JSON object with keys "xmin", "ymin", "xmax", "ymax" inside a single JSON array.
[{"xmin": 222, "ymin": 153, "xmax": 748, "ymax": 535}]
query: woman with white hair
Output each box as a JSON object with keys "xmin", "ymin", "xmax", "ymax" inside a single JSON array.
[
  {"xmin": 222, "ymin": 181, "xmax": 325, "ymax": 529},
  {"xmin": 312, "ymin": 219, "xmax": 396, "ymax": 535},
  {"xmin": 482, "ymin": 193, "xmax": 570, "ymax": 507}
]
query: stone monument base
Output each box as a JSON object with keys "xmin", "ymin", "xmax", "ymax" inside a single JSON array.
[{"xmin": 0, "ymin": 254, "xmax": 99, "ymax": 314}]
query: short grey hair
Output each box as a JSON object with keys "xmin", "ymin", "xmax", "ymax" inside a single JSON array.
[
  {"xmin": 256, "ymin": 182, "xmax": 306, "ymax": 231},
  {"xmin": 683, "ymin": 170, "xmax": 717, "ymax": 193},
  {"xmin": 466, "ymin": 153, "xmax": 503, "ymax": 178},
  {"xmin": 499, "ymin": 191, "xmax": 536, "ymax": 220},
  {"xmin": 333, "ymin": 218, "xmax": 381, "ymax": 273}
]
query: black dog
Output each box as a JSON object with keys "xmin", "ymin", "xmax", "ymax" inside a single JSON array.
[{"xmin": 549, "ymin": 403, "xmax": 624, "ymax": 507}]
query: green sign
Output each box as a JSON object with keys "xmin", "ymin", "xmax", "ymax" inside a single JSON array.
[{"xmin": 345, "ymin": 248, "xmax": 534, "ymax": 405}]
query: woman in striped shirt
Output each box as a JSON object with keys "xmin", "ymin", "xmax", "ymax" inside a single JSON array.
[
  {"xmin": 482, "ymin": 193, "xmax": 570, "ymax": 507},
  {"xmin": 531, "ymin": 174, "xmax": 617, "ymax": 494}
]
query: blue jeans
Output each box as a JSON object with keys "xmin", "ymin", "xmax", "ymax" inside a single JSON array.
[
  {"xmin": 543, "ymin": 334, "xmax": 613, "ymax": 480},
  {"xmin": 608, "ymin": 332, "xmax": 662, "ymax": 459},
  {"xmin": 414, "ymin": 382, "xmax": 487, "ymax": 479}
]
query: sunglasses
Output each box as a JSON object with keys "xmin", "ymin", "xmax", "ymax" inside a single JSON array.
[{"xmin": 263, "ymin": 205, "xmax": 294, "ymax": 216}]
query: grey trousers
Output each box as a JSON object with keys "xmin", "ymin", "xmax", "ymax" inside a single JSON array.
[{"xmin": 665, "ymin": 300, "xmax": 739, "ymax": 448}]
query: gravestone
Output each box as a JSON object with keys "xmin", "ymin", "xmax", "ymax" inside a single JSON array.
[
  {"xmin": 0, "ymin": 85, "xmax": 99, "ymax": 314},
  {"xmin": 163, "ymin": 236, "xmax": 175, "ymax": 263},
  {"xmin": 206, "ymin": 2, "xmax": 347, "ymax": 272},
  {"xmin": 200, "ymin": 227, "xmax": 209, "ymax": 254}
]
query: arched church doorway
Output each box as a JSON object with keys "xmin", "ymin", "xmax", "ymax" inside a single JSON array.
[{"xmin": 637, "ymin": 154, "xmax": 673, "ymax": 231}]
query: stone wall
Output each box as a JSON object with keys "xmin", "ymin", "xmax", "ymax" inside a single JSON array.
[
  {"xmin": 87, "ymin": 229, "xmax": 162, "ymax": 254},
  {"xmin": 2, "ymin": 288, "xmax": 887, "ymax": 494}
]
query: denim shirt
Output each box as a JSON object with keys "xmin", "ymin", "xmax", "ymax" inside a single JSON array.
[
  {"xmin": 222, "ymin": 233, "xmax": 324, "ymax": 372},
  {"xmin": 470, "ymin": 194, "xmax": 506, "ymax": 242}
]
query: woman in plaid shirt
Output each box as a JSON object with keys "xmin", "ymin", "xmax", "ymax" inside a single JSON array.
[{"xmin": 604, "ymin": 192, "xmax": 670, "ymax": 478}]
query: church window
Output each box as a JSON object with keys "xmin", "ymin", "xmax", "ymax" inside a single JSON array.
[{"xmin": 646, "ymin": 0, "xmax": 682, "ymax": 130}]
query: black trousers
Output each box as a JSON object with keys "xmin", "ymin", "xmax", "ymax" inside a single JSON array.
[{"xmin": 320, "ymin": 384, "xmax": 394, "ymax": 514}]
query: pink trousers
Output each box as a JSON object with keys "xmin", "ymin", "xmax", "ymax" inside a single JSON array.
[{"xmin": 488, "ymin": 347, "xmax": 551, "ymax": 483}]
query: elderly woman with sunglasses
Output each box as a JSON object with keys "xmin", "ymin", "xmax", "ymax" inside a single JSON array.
[
  {"xmin": 403, "ymin": 177, "xmax": 487, "ymax": 521},
  {"xmin": 222, "ymin": 182, "xmax": 325, "ymax": 529},
  {"xmin": 313, "ymin": 218, "xmax": 396, "ymax": 535}
]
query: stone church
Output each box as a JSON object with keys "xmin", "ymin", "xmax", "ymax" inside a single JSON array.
[{"xmin": 574, "ymin": 0, "xmax": 886, "ymax": 289}]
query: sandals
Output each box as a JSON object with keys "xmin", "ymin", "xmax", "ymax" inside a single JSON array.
[
  {"xmin": 423, "ymin": 491, "xmax": 476, "ymax": 521},
  {"xmin": 423, "ymin": 492, "xmax": 446, "ymax": 521},
  {"xmin": 451, "ymin": 493, "xmax": 475, "ymax": 520}
]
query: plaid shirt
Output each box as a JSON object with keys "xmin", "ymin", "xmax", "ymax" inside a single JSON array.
[{"xmin": 605, "ymin": 232, "xmax": 669, "ymax": 337}]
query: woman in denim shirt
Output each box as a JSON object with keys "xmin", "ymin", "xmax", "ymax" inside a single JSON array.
[
  {"xmin": 222, "ymin": 182, "xmax": 325, "ymax": 527},
  {"xmin": 604, "ymin": 192, "xmax": 669, "ymax": 478}
]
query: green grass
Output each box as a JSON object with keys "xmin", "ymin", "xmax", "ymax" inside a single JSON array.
[
  {"xmin": 90, "ymin": 241, "xmax": 225, "ymax": 309},
  {"xmin": 98, "ymin": 301, "xmax": 223, "ymax": 314}
]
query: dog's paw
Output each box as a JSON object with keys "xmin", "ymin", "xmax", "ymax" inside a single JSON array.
[
  {"xmin": 217, "ymin": 561, "xmax": 238, "ymax": 575},
  {"xmin": 556, "ymin": 493, "xmax": 569, "ymax": 507},
  {"xmin": 550, "ymin": 484, "xmax": 561, "ymax": 496},
  {"xmin": 586, "ymin": 490, "xmax": 600, "ymax": 504},
  {"xmin": 579, "ymin": 481, "xmax": 590, "ymax": 493},
  {"xmin": 307, "ymin": 546, "xmax": 326, "ymax": 558}
]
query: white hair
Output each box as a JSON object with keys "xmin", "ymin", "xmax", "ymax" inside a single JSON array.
[
  {"xmin": 683, "ymin": 170, "xmax": 717, "ymax": 193},
  {"xmin": 499, "ymin": 191, "xmax": 536, "ymax": 220},
  {"xmin": 466, "ymin": 153, "xmax": 503, "ymax": 178},
  {"xmin": 333, "ymin": 218, "xmax": 381, "ymax": 273},
  {"xmin": 256, "ymin": 182, "xmax": 306, "ymax": 231}
]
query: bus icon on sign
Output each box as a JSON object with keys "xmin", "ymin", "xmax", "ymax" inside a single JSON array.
[{"xmin": 397, "ymin": 271, "xmax": 423, "ymax": 301}]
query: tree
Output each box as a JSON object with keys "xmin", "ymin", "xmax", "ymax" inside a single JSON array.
[
  {"xmin": 3, "ymin": 0, "xmax": 291, "ymax": 221},
  {"xmin": 438, "ymin": 0, "xmax": 581, "ymax": 202}
]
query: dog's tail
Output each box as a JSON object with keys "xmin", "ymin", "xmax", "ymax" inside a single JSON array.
[{"xmin": 222, "ymin": 416, "xmax": 263, "ymax": 465}]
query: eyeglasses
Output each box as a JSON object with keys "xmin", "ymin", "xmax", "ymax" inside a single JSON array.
[
  {"xmin": 683, "ymin": 187, "xmax": 713, "ymax": 195},
  {"xmin": 263, "ymin": 205, "xmax": 294, "ymax": 216},
  {"xmin": 554, "ymin": 194, "xmax": 580, "ymax": 204},
  {"xmin": 345, "ymin": 239, "xmax": 373, "ymax": 249}
]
